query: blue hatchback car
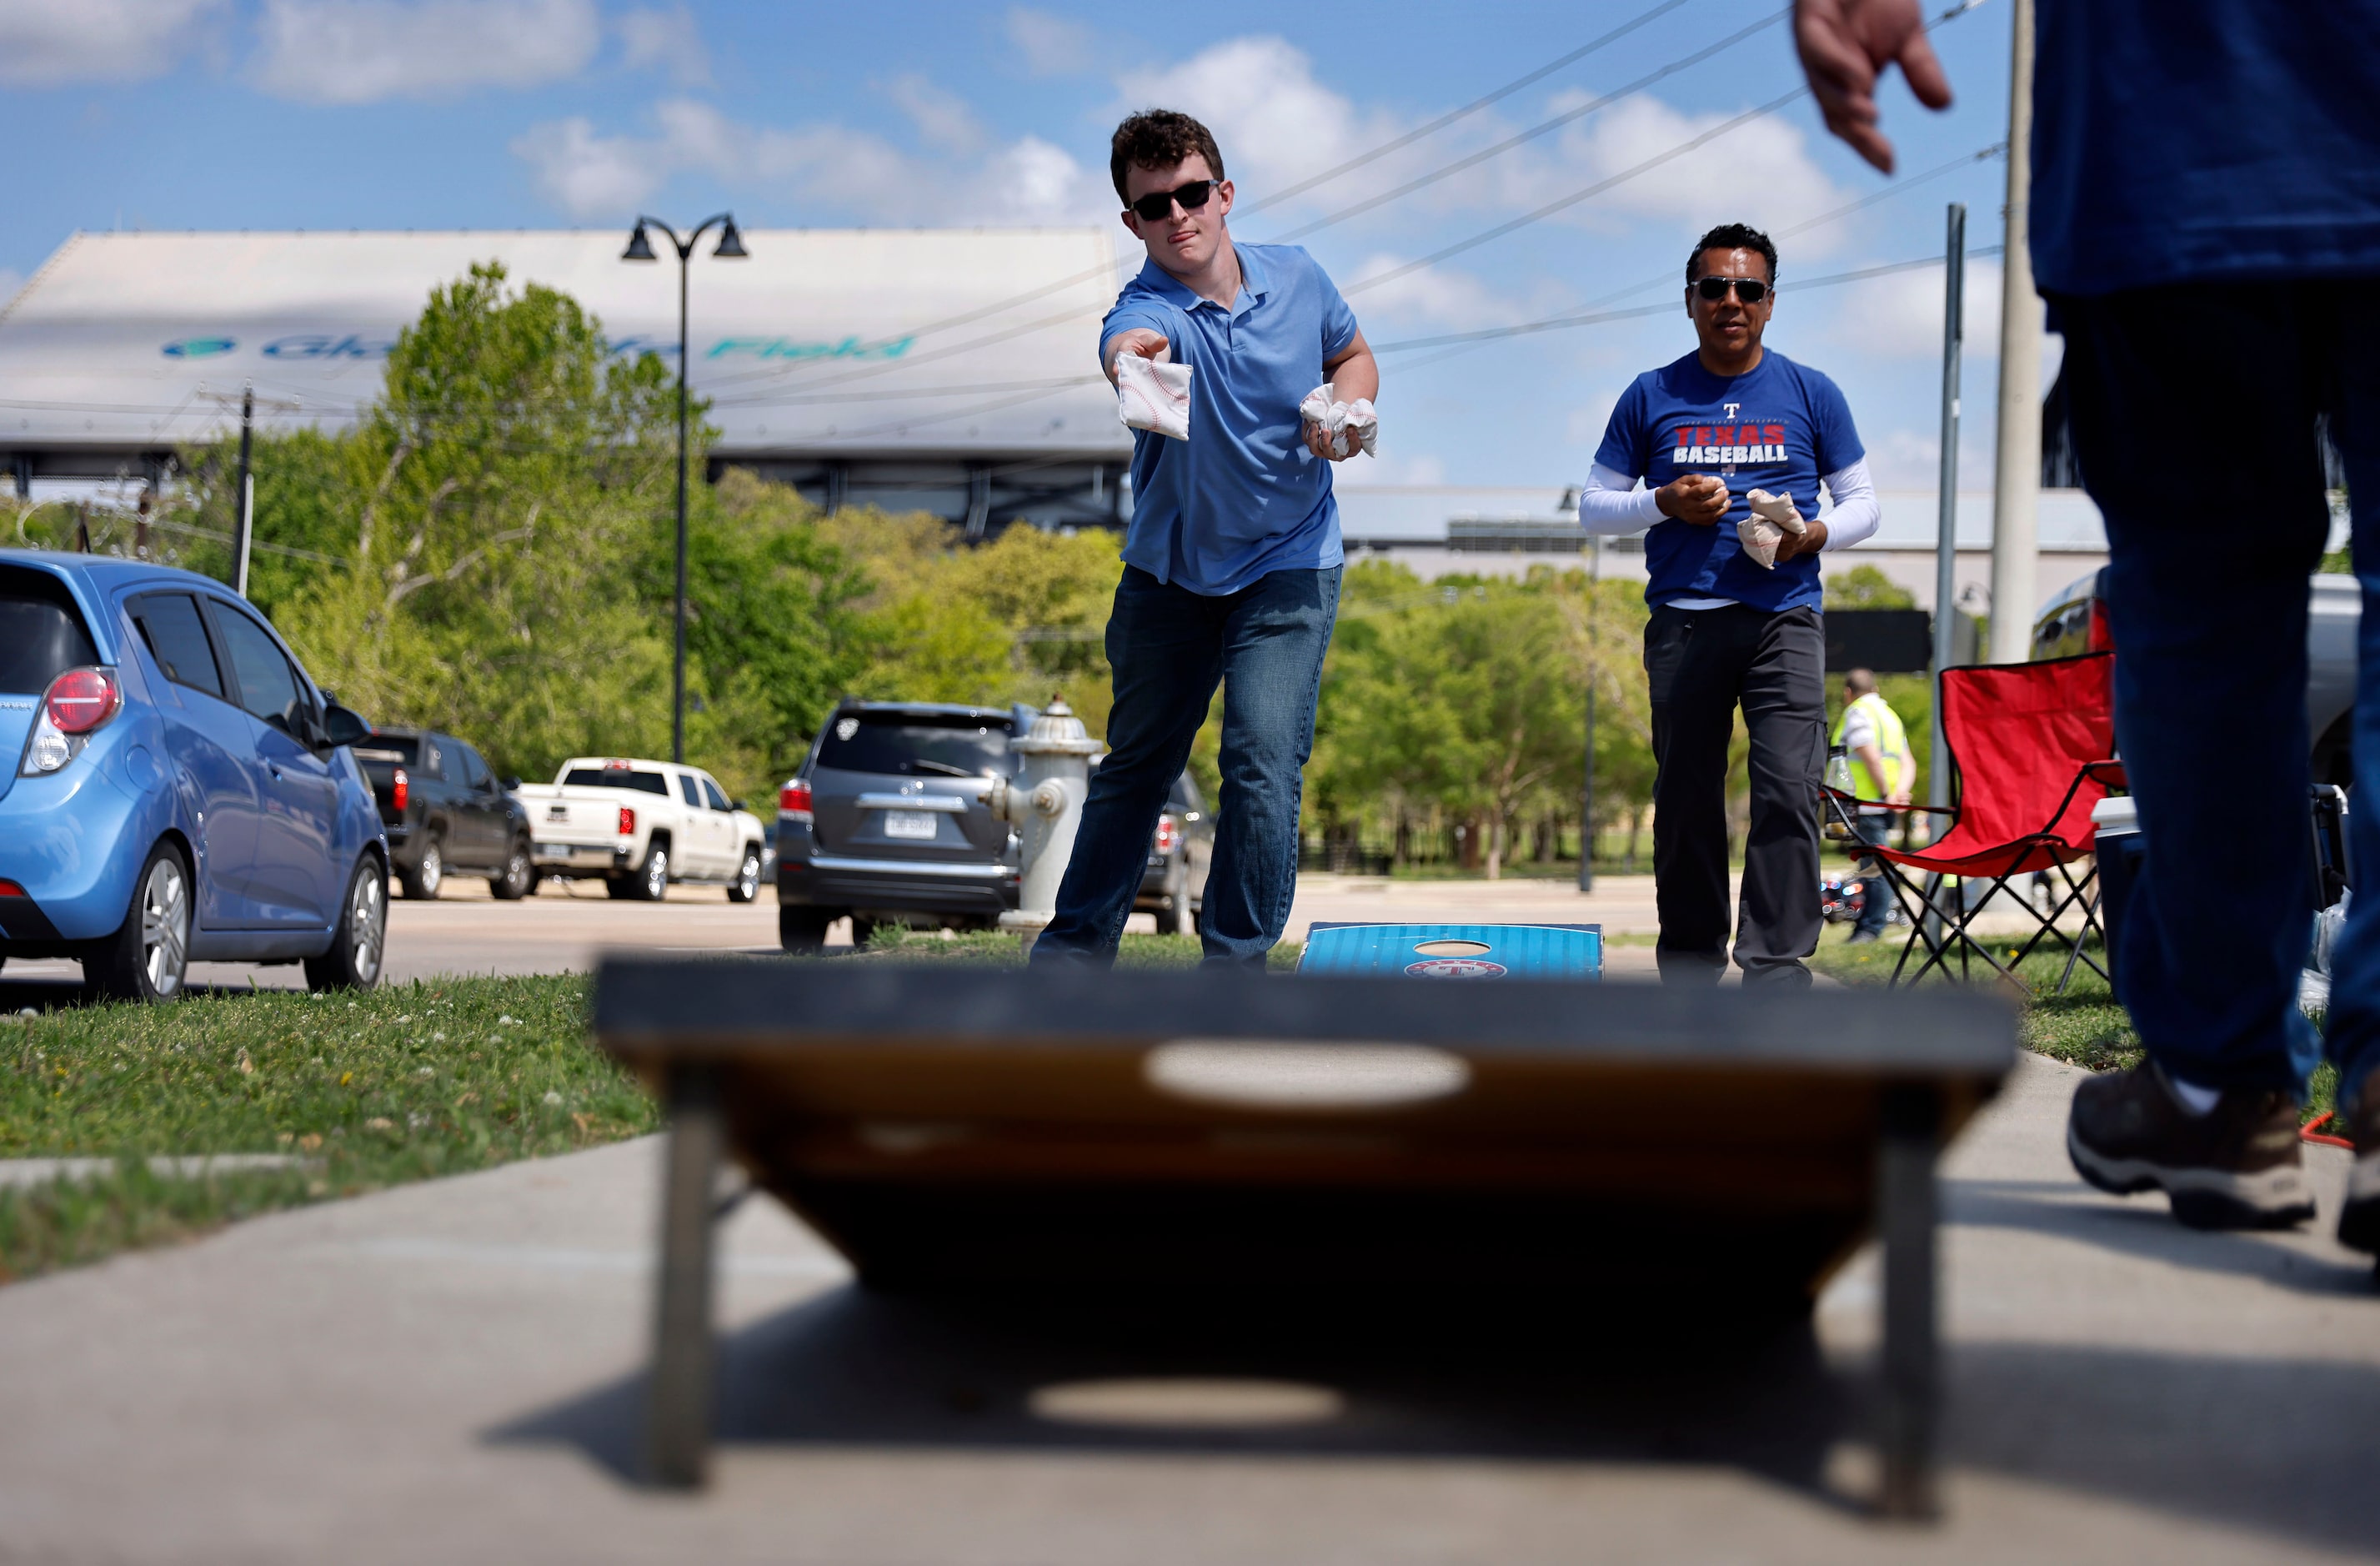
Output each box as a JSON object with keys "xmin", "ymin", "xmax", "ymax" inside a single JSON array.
[{"xmin": 0, "ymin": 551, "xmax": 388, "ymax": 1000}]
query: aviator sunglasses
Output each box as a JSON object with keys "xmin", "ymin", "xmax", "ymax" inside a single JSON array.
[
  {"xmin": 1691, "ymin": 274, "xmax": 1771, "ymax": 304},
  {"xmin": 1128, "ymin": 179, "xmax": 1218, "ymax": 222}
]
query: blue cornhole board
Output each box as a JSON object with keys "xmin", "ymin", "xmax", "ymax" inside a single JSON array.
[{"xmin": 1298, "ymin": 921, "xmax": 1602, "ymax": 981}]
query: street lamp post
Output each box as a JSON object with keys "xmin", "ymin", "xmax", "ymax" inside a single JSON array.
[
  {"xmin": 1580, "ymin": 530, "xmax": 1600, "ymax": 894},
  {"xmin": 623, "ymin": 213, "xmax": 749, "ymax": 764}
]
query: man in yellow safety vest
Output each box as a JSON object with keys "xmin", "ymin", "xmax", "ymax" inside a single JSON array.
[{"xmin": 1833, "ymin": 667, "xmax": 1913, "ymax": 944}]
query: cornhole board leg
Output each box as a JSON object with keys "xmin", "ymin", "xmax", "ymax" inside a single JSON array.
[
  {"xmin": 646, "ymin": 1062, "xmax": 721, "ymax": 1489},
  {"xmin": 1877, "ymin": 1084, "xmax": 1942, "ymax": 1521}
]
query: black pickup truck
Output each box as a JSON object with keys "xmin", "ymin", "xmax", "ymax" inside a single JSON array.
[{"xmin": 351, "ymin": 726, "xmax": 535, "ymax": 900}]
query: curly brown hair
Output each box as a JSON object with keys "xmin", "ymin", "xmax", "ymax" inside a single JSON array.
[{"xmin": 1110, "ymin": 110, "xmax": 1226, "ymax": 203}]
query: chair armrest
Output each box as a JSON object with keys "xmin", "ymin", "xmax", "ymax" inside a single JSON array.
[{"xmin": 1821, "ymin": 785, "xmax": 1953, "ymax": 816}]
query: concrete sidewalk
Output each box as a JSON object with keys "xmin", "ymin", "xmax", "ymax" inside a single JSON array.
[{"xmin": 1, "ymin": 1054, "xmax": 2372, "ymax": 1563}]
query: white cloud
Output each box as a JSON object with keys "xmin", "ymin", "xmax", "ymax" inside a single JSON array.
[
  {"xmin": 1825, "ymin": 258, "xmax": 2077, "ymax": 368},
  {"xmin": 884, "ymin": 73, "xmax": 983, "ymax": 154},
  {"xmin": 1541, "ymin": 93, "xmax": 1849, "ymax": 248},
  {"xmin": 1005, "ymin": 6, "xmax": 1091, "ymax": 77},
  {"xmin": 251, "ymin": 0, "xmax": 600, "ymax": 104},
  {"xmin": 1346, "ymin": 256, "xmax": 1525, "ymax": 332},
  {"xmin": 1114, "ymin": 37, "xmax": 1396, "ymax": 198},
  {"xmin": 617, "ymin": 4, "xmax": 706, "ymax": 87},
  {"xmin": 513, "ymin": 96, "xmax": 1110, "ymax": 223},
  {"xmin": 0, "ymin": 0, "xmax": 225, "ymax": 85}
]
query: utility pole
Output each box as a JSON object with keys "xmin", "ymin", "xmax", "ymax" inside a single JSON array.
[
  {"xmin": 624, "ymin": 213, "xmax": 748, "ymax": 765},
  {"xmin": 1987, "ymin": 0, "xmax": 2042, "ymax": 662},
  {"xmin": 1932, "ymin": 204, "xmax": 1967, "ymax": 946},
  {"xmin": 1932, "ymin": 204, "xmax": 1967, "ymax": 812},
  {"xmin": 233, "ymin": 381, "xmax": 256, "ymax": 597}
]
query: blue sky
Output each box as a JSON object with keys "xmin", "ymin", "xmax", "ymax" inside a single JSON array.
[{"xmin": 0, "ymin": 0, "xmax": 2032, "ymax": 494}]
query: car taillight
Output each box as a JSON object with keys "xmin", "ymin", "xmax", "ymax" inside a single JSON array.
[
  {"xmin": 618, "ymin": 806, "xmax": 637, "ymax": 836},
  {"xmin": 779, "ymin": 779, "xmax": 813, "ymax": 820},
  {"xmin": 21, "ymin": 665, "xmax": 121, "ymax": 776},
  {"xmin": 2087, "ymin": 597, "xmax": 2115, "ymax": 654},
  {"xmin": 392, "ymin": 767, "xmax": 409, "ymax": 812},
  {"xmin": 1155, "ymin": 812, "xmax": 1180, "ymax": 856},
  {"xmin": 45, "ymin": 667, "xmax": 119, "ymax": 734}
]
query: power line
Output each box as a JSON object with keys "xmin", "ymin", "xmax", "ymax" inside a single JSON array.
[
  {"xmin": 1375, "ymin": 139, "xmax": 2004, "ymax": 372},
  {"xmin": 1346, "ymin": 87, "xmax": 1807, "ymax": 299},
  {"xmin": 698, "ymin": 9, "xmax": 1781, "ymax": 398},
  {"xmin": 1237, "ymin": 0, "xmax": 1699, "ymax": 216},
  {"xmin": 1264, "ymin": 6, "xmax": 1788, "ymax": 244},
  {"xmin": 1370, "ymin": 244, "xmax": 2006, "ymax": 353}
]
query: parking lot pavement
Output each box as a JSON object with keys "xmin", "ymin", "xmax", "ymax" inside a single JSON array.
[
  {"xmin": 1, "ymin": 1051, "xmax": 2371, "ymax": 1563},
  {"xmin": 0, "ymin": 873, "xmax": 1670, "ymax": 996}
]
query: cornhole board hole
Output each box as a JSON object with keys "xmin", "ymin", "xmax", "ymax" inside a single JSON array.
[
  {"xmin": 1299, "ymin": 921, "xmax": 1602, "ymax": 979},
  {"xmin": 594, "ymin": 958, "xmax": 2013, "ymax": 1516}
]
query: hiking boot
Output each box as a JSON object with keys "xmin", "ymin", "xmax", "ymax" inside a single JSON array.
[
  {"xmin": 2337, "ymin": 1072, "xmax": 2380, "ymax": 1256},
  {"xmin": 2067, "ymin": 1060, "xmax": 2315, "ymax": 1230}
]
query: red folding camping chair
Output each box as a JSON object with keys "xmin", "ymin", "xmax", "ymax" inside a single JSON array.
[{"xmin": 1823, "ymin": 651, "xmax": 2118, "ymax": 991}]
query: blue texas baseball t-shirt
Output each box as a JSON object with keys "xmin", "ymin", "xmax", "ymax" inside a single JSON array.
[
  {"xmin": 1594, "ymin": 349, "xmax": 1863, "ymax": 614},
  {"xmin": 1100, "ymin": 243, "xmax": 1358, "ymax": 596}
]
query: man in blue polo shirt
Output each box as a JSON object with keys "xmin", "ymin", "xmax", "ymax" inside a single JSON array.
[
  {"xmin": 1032, "ymin": 108, "xmax": 1378, "ymax": 970},
  {"xmin": 1579, "ymin": 222, "xmax": 1880, "ymax": 986},
  {"xmin": 1794, "ymin": 0, "xmax": 2380, "ymax": 1248}
]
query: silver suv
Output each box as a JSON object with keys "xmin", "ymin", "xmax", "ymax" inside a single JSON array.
[{"xmin": 776, "ymin": 701, "xmax": 1026, "ymax": 951}]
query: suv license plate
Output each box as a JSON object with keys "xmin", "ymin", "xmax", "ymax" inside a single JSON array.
[{"xmin": 883, "ymin": 811, "xmax": 939, "ymax": 840}]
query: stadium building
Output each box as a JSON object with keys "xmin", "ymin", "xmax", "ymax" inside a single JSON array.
[{"xmin": 0, "ymin": 227, "xmax": 1133, "ymax": 536}]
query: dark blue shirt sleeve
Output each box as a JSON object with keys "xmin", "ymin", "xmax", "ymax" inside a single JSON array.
[
  {"xmin": 1593, "ymin": 378, "xmax": 1651, "ymax": 478},
  {"xmin": 1808, "ymin": 370, "xmax": 1865, "ymax": 473}
]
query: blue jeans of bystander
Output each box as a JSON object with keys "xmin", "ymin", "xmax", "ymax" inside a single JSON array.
[{"xmin": 2058, "ymin": 280, "xmax": 2377, "ymax": 1105}]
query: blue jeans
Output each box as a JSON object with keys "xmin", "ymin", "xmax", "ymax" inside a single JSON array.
[
  {"xmin": 1851, "ymin": 813, "xmax": 1893, "ymax": 939},
  {"xmin": 1032, "ymin": 564, "xmax": 1340, "ymax": 971},
  {"xmin": 2059, "ymin": 280, "xmax": 2376, "ymax": 1104}
]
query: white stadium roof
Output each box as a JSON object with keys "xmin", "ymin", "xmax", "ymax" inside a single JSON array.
[{"xmin": 0, "ymin": 228, "xmax": 1133, "ymax": 467}]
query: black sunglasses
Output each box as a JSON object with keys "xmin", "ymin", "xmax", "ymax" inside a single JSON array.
[
  {"xmin": 1691, "ymin": 274, "xmax": 1771, "ymax": 304},
  {"xmin": 1128, "ymin": 179, "xmax": 1218, "ymax": 222}
]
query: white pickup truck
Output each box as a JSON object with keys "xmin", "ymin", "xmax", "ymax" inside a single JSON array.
[{"xmin": 513, "ymin": 757, "xmax": 768, "ymax": 902}]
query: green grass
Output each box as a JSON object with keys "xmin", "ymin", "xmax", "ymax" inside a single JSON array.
[
  {"xmin": 0, "ymin": 936, "xmax": 1307, "ymax": 1280},
  {"xmin": 1806, "ymin": 924, "xmax": 2340, "ymax": 1125},
  {"xmin": 0, "ymin": 973, "xmax": 649, "ymax": 1282}
]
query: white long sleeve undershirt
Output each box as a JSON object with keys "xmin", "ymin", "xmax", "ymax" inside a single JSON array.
[{"xmin": 1576, "ymin": 459, "xmax": 1880, "ymax": 549}]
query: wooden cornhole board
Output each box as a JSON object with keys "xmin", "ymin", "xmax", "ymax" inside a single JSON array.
[{"xmin": 594, "ymin": 956, "xmax": 2012, "ymax": 1515}]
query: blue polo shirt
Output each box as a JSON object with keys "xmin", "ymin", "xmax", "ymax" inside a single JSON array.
[
  {"xmin": 1594, "ymin": 349, "xmax": 1863, "ymax": 615},
  {"xmin": 1100, "ymin": 243, "xmax": 1358, "ymax": 596}
]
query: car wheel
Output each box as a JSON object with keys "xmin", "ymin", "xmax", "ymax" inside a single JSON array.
[
  {"xmin": 86, "ymin": 841, "xmax": 193, "ymax": 1003},
  {"xmin": 401, "ymin": 836, "xmax": 443, "ymax": 901},
  {"xmin": 726, "ymin": 843, "xmax": 763, "ymax": 904},
  {"xmin": 780, "ymin": 904, "xmax": 834, "ymax": 953},
  {"xmin": 632, "ymin": 844, "xmax": 669, "ymax": 902},
  {"xmin": 305, "ymin": 856, "xmax": 388, "ymax": 991},
  {"xmin": 489, "ymin": 839, "xmax": 534, "ymax": 901}
]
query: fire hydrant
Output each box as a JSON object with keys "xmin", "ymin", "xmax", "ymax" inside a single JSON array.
[{"xmin": 971, "ymin": 695, "xmax": 1103, "ymax": 943}]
